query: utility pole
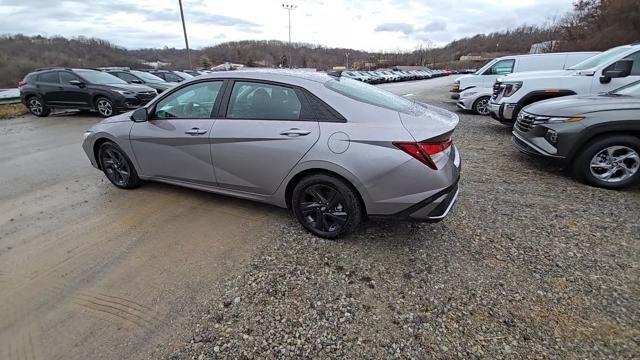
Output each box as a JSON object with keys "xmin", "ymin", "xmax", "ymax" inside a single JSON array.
[
  {"xmin": 282, "ymin": 3, "xmax": 297, "ymax": 68},
  {"xmin": 179, "ymin": 0, "xmax": 192, "ymax": 69},
  {"xmin": 345, "ymin": 52, "xmax": 350, "ymax": 69}
]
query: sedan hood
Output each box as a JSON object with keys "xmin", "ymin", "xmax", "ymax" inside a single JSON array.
[
  {"xmin": 526, "ymin": 94, "xmax": 640, "ymax": 117},
  {"xmin": 399, "ymin": 103, "xmax": 459, "ymax": 141}
]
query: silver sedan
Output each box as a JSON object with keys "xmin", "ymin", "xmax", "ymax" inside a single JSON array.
[{"xmin": 82, "ymin": 70, "xmax": 461, "ymax": 238}]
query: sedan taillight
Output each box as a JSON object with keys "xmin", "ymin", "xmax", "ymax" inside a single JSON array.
[{"xmin": 394, "ymin": 138, "xmax": 452, "ymax": 170}]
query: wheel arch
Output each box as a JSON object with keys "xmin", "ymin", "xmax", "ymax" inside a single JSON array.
[
  {"xmin": 517, "ymin": 90, "xmax": 576, "ymax": 109},
  {"xmin": 284, "ymin": 168, "xmax": 368, "ymax": 215},
  {"xmin": 567, "ymin": 128, "xmax": 640, "ymax": 162}
]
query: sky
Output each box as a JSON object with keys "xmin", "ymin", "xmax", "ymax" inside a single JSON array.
[{"xmin": 0, "ymin": 0, "xmax": 576, "ymax": 51}]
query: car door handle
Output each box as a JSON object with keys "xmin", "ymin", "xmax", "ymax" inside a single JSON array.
[
  {"xmin": 185, "ymin": 128, "xmax": 207, "ymax": 135},
  {"xmin": 280, "ymin": 128, "xmax": 311, "ymax": 137}
]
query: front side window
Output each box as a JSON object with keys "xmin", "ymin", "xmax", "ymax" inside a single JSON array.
[
  {"xmin": 623, "ymin": 51, "xmax": 640, "ymax": 75},
  {"xmin": 39, "ymin": 72, "xmax": 59, "ymax": 83},
  {"xmin": 59, "ymin": 71, "xmax": 80, "ymax": 84},
  {"xmin": 227, "ymin": 81, "xmax": 301, "ymax": 120},
  {"xmin": 485, "ymin": 59, "xmax": 515, "ymax": 75},
  {"xmin": 154, "ymin": 81, "xmax": 222, "ymax": 119},
  {"xmin": 112, "ymin": 72, "xmax": 139, "ymax": 83}
]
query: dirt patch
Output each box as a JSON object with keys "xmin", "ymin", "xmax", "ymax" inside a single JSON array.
[{"xmin": 0, "ymin": 103, "xmax": 28, "ymax": 119}]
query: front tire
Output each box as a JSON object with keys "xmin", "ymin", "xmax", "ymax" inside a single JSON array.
[
  {"xmin": 95, "ymin": 97, "xmax": 115, "ymax": 118},
  {"xmin": 98, "ymin": 142, "xmax": 141, "ymax": 189},
  {"xmin": 573, "ymin": 135, "xmax": 640, "ymax": 189},
  {"xmin": 27, "ymin": 96, "xmax": 50, "ymax": 117},
  {"xmin": 291, "ymin": 174, "xmax": 363, "ymax": 239},
  {"xmin": 472, "ymin": 96, "xmax": 491, "ymax": 116}
]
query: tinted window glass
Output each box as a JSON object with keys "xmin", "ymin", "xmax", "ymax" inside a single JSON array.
[
  {"xmin": 112, "ymin": 72, "xmax": 139, "ymax": 83},
  {"xmin": 155, "ymin": 81, "xmax": 222, "ymax": 119},
  {"xmin": 59, "ymin": 72, "xmax": 79, "ymax": 84},
  {"xmin": 39, "ymin": 72, "xmax": 59, "ymax": 83},
  {"xmin": 227, "ymin": 81, "xmax": 301, "ymax": 120},
  {"xmin": 162, "ymin": 73, "xmax": 183, "ymax": 82}
]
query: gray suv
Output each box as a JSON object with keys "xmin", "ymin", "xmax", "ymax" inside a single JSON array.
[
  {"xmin": 82, "ymin": 70, "xmax": 461, "ymax": 238},
  {"xmin": 513, "ymin": 80, "xmax": 640, "ymax": 189}
]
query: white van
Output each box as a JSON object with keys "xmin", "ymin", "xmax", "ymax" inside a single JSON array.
[{"xmin": 452, "ymin": 52, "xmax": 599, "ymax": 97}]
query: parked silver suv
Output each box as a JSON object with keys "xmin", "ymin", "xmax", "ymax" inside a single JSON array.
[{"xmin": 82, "ymin": 70, "xmax": 461, "ymax": 238}]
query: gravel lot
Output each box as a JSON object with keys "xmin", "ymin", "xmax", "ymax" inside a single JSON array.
[{"xmin": 153, "ymin": 76, "xmax": 640, "ymax": 359}]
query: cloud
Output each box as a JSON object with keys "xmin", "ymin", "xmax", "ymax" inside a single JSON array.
[
  {"xmin": 374, "ymin": 23, "xmax": 414, "ymax": 35},
  {"xmin": 421, "ymin": 20, "xmax": 447, "ymax": 32}
]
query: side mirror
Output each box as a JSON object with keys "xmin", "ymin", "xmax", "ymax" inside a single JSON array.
[
  {"xmin": 131, "ymin": 79, "xmax": 143, "ymax": 84},
  {"xmin": 69, "ymin": 80, "xmax": 85, "ymax": 87},
  {"xmin": 600, "ymin": 59, "xmax": 633, "ymax": 83},
  {"xmin": 131, "ymin": 107, "xmax": 148, "ymax": 122}
]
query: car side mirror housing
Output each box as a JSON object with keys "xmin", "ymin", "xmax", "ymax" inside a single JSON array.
[
  {"xmin": 69, "ymin": 80, "xmax": 85, "ymax": 87},
  {"xmin": 131, "ymin": 79, "xmax": 143, "ymax": 84},
  {"xmin": 600, "ymin": 59, "xmax": 633, "ymax": 84},
  {"xmin": 131, "ymin": 107, "xmax": 148, "ymax": 122}
]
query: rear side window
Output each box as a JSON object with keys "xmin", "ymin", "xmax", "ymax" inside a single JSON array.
[
  {"xmin": 38, "ymin": 72, "xmax": 59, "ymax": 83},
  {"xmin": 324, "ymin": 77, "xmax": 419, "ymax": 114},
  {"xmin": 227, "ymin": 81, "xmax": 301, "ymax": 120}
]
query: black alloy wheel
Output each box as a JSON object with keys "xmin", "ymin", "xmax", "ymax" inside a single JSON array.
[
  {"xmin": 292, "ymin": 174, "xmax": 362, "ymax": 239},
  {"xmin": 98, "ymin": 142, "xmax": 141, "ymax": 189}
]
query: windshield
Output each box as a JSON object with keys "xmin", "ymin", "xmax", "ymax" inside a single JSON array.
[
  {"xmin": 131, "ymin": 70, "xmax": 166, "ymax": 83},
  {"xmin": 567, "ymin": 46, "xmax": 631, "ymax": 70},
  {"xmin": 611, "ymin": 80, "xmax": 640, "ymax": 97},
  {"xmin": 325, "ymin": 77, "xmax": 419, "ymax": 114},
  {"xmin": 76, "ymin": 70, "xmax": 127, "ymax": 85},
  {"xmin": 174, "ymin": 71, "xmax": 194, "ymax": 80}
]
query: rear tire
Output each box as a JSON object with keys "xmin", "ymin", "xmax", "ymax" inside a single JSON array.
[
  {"xmin": 98, "ymin": 142, "xmax": 141, "ymax": 189},
  {"xmin": 27, "ymin": 96, "xmax": 50, "ymax": 117},
  {"xmin": 472, "ymin": 96, "xmax": 491, "ymax": 115},
  {"xmin": 291, "ymin": 174, "xmax": 363, "ymax": 239},
  {"xmin": 95, "ymin": 97, "xmax": 115, "ymax": 118},
  {"xmin": 572, "ymin": 135, "xmax": 640, "ymax": 189}
]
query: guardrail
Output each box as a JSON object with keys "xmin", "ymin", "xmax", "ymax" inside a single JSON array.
[{"xmin": 0, "ymin": 89, "xmax": 21, "ymax": 105}]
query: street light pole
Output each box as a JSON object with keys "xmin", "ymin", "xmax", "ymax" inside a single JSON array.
[
  {"xmin": 345, "ymin": 52, "xmax": 350, "ymax": 69},
  {"xmin": 178, "ymin": 0, "xmax": 192, "ymax": 69},
  {"xmin": 282, "ymin": 3, "xmax": 297, "ymax": 68}
]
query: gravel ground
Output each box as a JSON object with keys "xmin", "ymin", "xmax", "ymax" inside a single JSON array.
[{"xmin": 153, "ymin": 78, "xmax": 640, "ymax": 359}]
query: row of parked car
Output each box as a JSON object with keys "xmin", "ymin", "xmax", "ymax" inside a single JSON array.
[
  {"xmin": 342, "ymin": 68, "xmax": 454, "ymax": 84},
  {"xmin": 18, "ymin": 67, "xmax": 212, "ymax": 117},
  {"xmin": 451, "ymin": 43, "xmax": 640, "ymax": 190}
]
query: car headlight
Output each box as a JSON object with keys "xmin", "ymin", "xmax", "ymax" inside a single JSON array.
[
  {"xmin": 113, "ymin": 89, "xmax": 134, "ymax": 95},
  {"xmin": 502, "ymin": 82, "xmax": 522, "ymax": 97},
  {"xmin": 547, "ymin": 116, "xmax": 585, "ymax": 123}
]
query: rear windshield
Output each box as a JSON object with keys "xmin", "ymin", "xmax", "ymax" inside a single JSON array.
[
  {"xmin": 325, "ymin": 77, "xmax": 420, "ymax": 114},
  {"xmin": 75, "ymin": 70, "xmax": 127, "ymax": 85}
]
